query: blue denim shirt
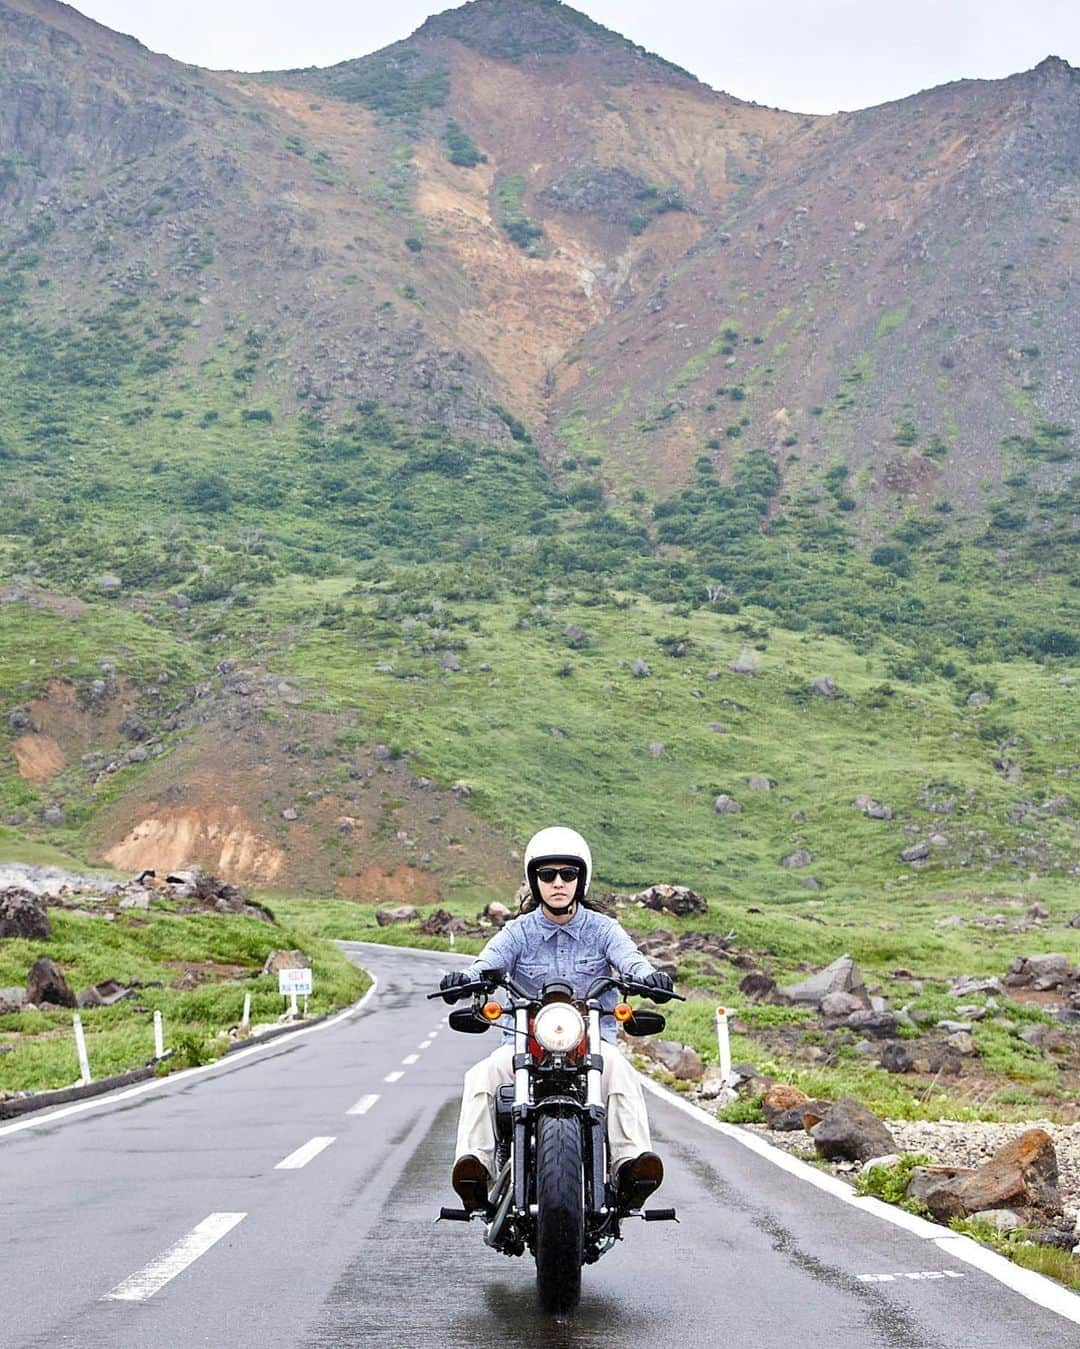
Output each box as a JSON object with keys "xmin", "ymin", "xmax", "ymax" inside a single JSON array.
[{"xmin": 465, "ymin": 906, "xmax": 654, "ymax": 1044}]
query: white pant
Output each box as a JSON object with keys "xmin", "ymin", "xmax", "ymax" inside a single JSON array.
[{"xmin": 454, "ymin": 1041, "xmax": 652, "ymax": 1179}]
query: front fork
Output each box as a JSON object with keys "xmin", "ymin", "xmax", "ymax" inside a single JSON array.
[{"xmin": 508, "ymin": 1005, "xmax": 608, "ymax": 1221}]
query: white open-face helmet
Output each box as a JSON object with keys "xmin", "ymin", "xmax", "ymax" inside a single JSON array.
[{"xmin": 524, "ymin": 825, "xmax": 592, "ymax": 905}]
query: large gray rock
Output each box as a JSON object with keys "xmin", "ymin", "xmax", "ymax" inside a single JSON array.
[
  {"xmin": 781, "ymin": 849, "xmax": 812, "ymax": 869},
  {"xmin": 0, "ymin": 889, "xmax": 51, "ymax": 940},
  {"xmin": 713, "ymin": 794, "xmax": 742, "ymax": 814},
  {"xmin": 0, "ymin": 987, "xmax": 27, "ymax": 1013},
  {"xmin": 374, "ymin": 905, "xmax": 418, "ymax": 926},
  {"xmin": 811, "ymin": 1098, "xmax": 896, "ymax": 1162},
  {"xmin": 261, "ymin": 949, "xmax": 311, "ymax": 975},
  {"xmin": 26, "ymin": 957, "xmax": 75, "ymax": 1008},
  {"xmin": 845, "ymin": 1009, "xmax": 899, "ymax": 1037},
  {"xmin": 780, "ymin": 954, "xmax": 866, "ymax": 1008},
  {"xmin": 820, "ymin": 991, "xmax": 865, "ymax": 1018},
  {"xmin": 809, "ymin": 676, "xmax": 838, "ymax": 698}
]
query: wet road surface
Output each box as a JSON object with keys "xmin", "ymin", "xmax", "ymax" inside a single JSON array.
[{"xmin": 1, "ymin": 942, "xmax": 1076, "ymax": 1347}]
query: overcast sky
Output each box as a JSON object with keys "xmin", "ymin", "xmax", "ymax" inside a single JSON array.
[{"xmin": 72, "ymin": 0, "xmax": 1079, "ymax": 114}]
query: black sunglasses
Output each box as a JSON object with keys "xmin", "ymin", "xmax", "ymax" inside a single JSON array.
[{"xmin": 536, "ymin": 866, "xmax": 580, "ymax": 884}]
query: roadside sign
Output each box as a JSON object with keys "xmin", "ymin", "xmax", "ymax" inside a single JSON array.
[{"xmin": 278, "ymin": 968, "xmax": 313, "ymax": 996}]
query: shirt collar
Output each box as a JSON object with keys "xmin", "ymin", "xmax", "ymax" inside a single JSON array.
[{"xmin": 537, "ymin": 906, "xmax": 584, "ymax": 940}]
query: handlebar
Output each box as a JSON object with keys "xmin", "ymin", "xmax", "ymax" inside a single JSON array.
[{"xmin": 427, "ymin": 969, "xmax": 685, "ymax": 1006}]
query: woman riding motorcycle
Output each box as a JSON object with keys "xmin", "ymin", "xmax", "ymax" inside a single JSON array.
[{"xmin": 439, "ymin": 825, "xmax": 674, "ymax": 1212}]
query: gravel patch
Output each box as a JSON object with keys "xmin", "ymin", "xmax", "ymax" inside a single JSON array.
[{"xmin": 743, "ymin": 1119, "xmax": 1080, "ymax": 1228}]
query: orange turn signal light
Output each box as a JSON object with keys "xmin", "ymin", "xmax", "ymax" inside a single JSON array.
[
  {"xmin": 613, "ymin": 1002, "xmax": 633, "ymax": 1023},
  {"xmin": 481, "ymin": 1001, "xmax": 504, "ymax": 1021}
]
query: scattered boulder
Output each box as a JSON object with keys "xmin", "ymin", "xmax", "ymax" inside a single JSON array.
[
  {"xmin": 419, "ymin": 908, "xmax": 468, "ymax": 936},
  {"xmin": 946, "ymin": 1030, "xmax": 979, "ymax": 1056},
  {"xmin": 633, "ymin": 884, "xmax": 707, "ymax": 917},
  {"xmin": 739, "ymin": 971, "xmax": 778, "ymax": 1001},
  {"xmin": 907, "ymin": 1129, "xmax": 1061, "ymax": 1223},
  {"xmin": 281, "ymin": 807, "xmax": 299, "ymax": 821},
  {"xmin": 746, "ymin": 774, "xmax": 773, "ymax": 792},
  {"xmin": 729, "ymin": 648, "xmax": 758, "ymax": 676},
  {"xmin": 438, "ymin": 651, "xmax": 463, "ymax": 672},
  {"xmin": 809, "ymin": 676, "xmax": 838, "ymax": 699},
  {"xmin": 762, "ymin": 1083, "xmax": 808, "ymax": 1126},
  {"xmin": 949, "ymin": 975, "xmax": 1006, "ymax": 998},
  {"xmin": 26, "ymin": 956, "xmax": 75, "ymax": 1008},
  {"xmin": 646, "ymin": 1039, "xmax": 704, "ymax": 1080},
  {"xmin": 0, "ymin": 889, "xmax": 51, "ymax": 940},
  {"xmin": 811, "ymin": 1098, "xmax": 896, "ymax": 1162},
  {"xmin": 900, "ymin": 841, "xmax": 930, "ymax": 863},
  {"xmin": 853, "ymin": 794, "xmax": 892, "ymax": 820},
  {"xmin": 8, "ymin": 707, "xmax": 31, "ymax": 731},
  {"xmin": 0, "ymin": 987, "xmax": 27, "ymax": 1013},
  {"xmin": 630, "ymin": 658, "xmax": 651, "ymax": 678},
  {"xmin": 375, "ymin": 905, "xmax": 418, "ymax": 926},
  {"xmin": 780, "ymin": 954, "xmax": 866, "ymax": 1008},
  {"xmin": 880, "ymin": 1042, "xmax": 915, "ymax": 1073},
  {"xmin": 450, "ymin": 782, "xmax": 472, "ymax": 799},
  {"xmin": 42, "ymin": 805, "xmax": 64, "ymax": 827},
  {"xmin": 967, "ymin": 690, "xmax": 992, "ymax": 707},
  {"xmin": 1005, "ymin": 954, "xmax": 1072, "ymax": 990},
  {"xmin": 761, "ymin": 1084, "xmax": 832, "ymax": 1131},
  {"xmin": 482, "ymin": 901, "xmax": 511, "ymax": 927},
  {"xmin": 971, "ymin": 1209, "xmax": 1022, "ymax": 1232},
  {"xmin": 845, "ymin": 1009, "xmax": 899, "ymax": 1037},
  {"xmin": 781, "ymin": 849, "xmax": 812, "ymax": 869},
  {"xmin": 820, "ymin": 990, "xmax": 866, "ymax": 1018},
  {"xmin": 713, "ymin": 794, "xmax": 742, "ymax": 814},
  {"xmin": 562, "ymin": 624, "xmax": 589, "ymax": 649}
]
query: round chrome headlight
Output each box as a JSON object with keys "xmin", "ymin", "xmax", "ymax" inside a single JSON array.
[{"xmin": 533, "ymin": 1002, "xmax": 585, "ymax": 1054}]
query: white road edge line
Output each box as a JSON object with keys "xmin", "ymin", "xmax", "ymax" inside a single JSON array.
[
  {"xmin": 401, "ymin": 1053, "xmax": 420, "ymax": 1065},
  {"xmin": 275, "ymin": 1136, "xmax": 336, "ymax": 1170},
  {"xmin": 384, "ymin": 1070, "xmax": 404, "ymax": 1083},
  {"xmin": 102, "ymin": 1212, "xmax": 246, "ymax": 1302},
  {"xmin": 0, "ymin": 979, "xmax": 379, "ymax": 1140},
  {"xmin": 640, "ymin": 1076, "xmax": 1080, "ymax": 1325},
  {"xmin": 346, "ymin": 1094, "xmax": 380, "ymax": 1116}
]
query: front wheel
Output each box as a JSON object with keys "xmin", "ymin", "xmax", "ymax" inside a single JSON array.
[{"xmin": 534, "ymin": 1112, "xmax": 584, "ymax": 1314}]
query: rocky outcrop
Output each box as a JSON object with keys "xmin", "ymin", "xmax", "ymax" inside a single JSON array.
[
  {"xmin": 906, "ymin": 1129, "xmax": 1061, "ymax": 1223},
  {"xmin": 0, "ymin": 889, "xmax": 50, "ymax": 940},
  {"xmin": 779, "ymin": 954, "xmax": 866, "ymax": 1008},
  {"xmin": 26, "ymin": 956, "xmax": 75, "ymax": 1008}
]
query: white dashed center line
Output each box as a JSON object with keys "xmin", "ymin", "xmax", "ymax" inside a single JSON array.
[
  {"xmin": 857, "ymin": 1270, "xmax": 965, "ymax": 1283},
  {"xmin": 401, "ymin": 1053, "xmax": 419, "ymax": 1065},
  {"xmin": 346, "ymin": 1094, "xmax": 380, "ymax": 1116},
  {"xmin": 102, "ymin": 1212, "xmax": 246, "ymax": 1302},
  {"xmin": 418, "ymin": 1039, "xmax": 433, "ymax": 1049},
  {"xmin": 275, "ymin": 1136, "xmax": 336, "ymax": 1170},
  {"xmin": 384, "ymin": 1070, "xmax": 404, "ymax": 1083}
]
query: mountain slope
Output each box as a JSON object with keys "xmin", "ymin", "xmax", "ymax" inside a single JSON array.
[{"xmin": 0, "ymin": 0, "xmax": 1076, "ymax": 899}]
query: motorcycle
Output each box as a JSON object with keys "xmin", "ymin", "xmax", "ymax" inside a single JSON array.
[{"xmin": 429, "ymin": 968, "xmax": 684, "ymax": 1314}]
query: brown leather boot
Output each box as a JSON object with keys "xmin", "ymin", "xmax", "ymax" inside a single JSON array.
[
  {"xmin": 614, "ymin": 1151, "xmax": 664, "ymax": 1209},
  {"xmin": 451, "ymin": 1154, "xmax": 490, "ymax": 1211}
]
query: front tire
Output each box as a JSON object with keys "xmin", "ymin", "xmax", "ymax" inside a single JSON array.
[{"xmin": 534, "ymin": 1112, "xmax": 584, "ymax": 1314}]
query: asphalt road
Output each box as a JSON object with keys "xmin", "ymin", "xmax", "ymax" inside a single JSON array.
[{"xmin": 0, "ymin": 942, "xmax": 1076, "ymax": 1348}]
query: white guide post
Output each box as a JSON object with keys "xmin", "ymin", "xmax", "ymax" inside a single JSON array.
[
  {"xmin": 153, "ymin": 1009, "xmax": 164, "ymax": 1059},
  {"xmin": 715, "ymin": 1005, "xmax": 732, "ymax": 1084},
  {"xmin": 289, "ymin": 990, "xmax": 298, "ymax": 1017},
  {"xmin": 241, "ymin": 993, "xmax": 251, "ymax": 1029},
  {"xmin": 72, "ymin": 1013, "xmax": 92, "ymax": 1085}
]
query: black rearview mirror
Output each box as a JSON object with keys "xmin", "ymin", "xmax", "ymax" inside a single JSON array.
[
  {"xmin": 625, "ymin": 1009, "xmax": 666, "ymax": 1036},
  {"xmin": 448, "ymin": 1007, "xmax": 490, "ymax": 1034}
]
